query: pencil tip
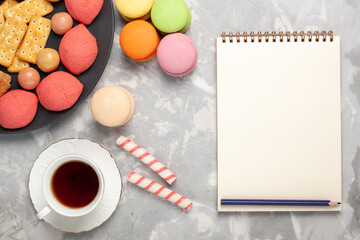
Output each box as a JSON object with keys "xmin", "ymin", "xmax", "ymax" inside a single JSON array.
[{"xmin": 329, "ymin": 201, "xmax": 341, "ymax": 206}]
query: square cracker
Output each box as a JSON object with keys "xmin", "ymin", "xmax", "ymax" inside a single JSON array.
[
  {"xmin": 0, "ymin": 7, "xmax": 4, "ymax": 33},
  {"xmin": 0, "ymin": 18, "xmax": 28, "ymax": 67},
  {"xmin": 8, "ymin": 52, "xmax": 29, "ymax": 73},
  {"xmin": 5, "ymin": 0, "xmax": 53, "ymax": 24},
  {"xmin": 18, "ymin": 15, "xmax": 51, "ymax": 64},
  {"xmin": 1, "ymin": 0, "xmax": 18, "ymax": 11}
]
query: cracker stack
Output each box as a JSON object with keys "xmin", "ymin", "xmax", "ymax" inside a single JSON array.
[{"xmin": 0, "ymin": 0, "xmax": 53, "ymax": 72}]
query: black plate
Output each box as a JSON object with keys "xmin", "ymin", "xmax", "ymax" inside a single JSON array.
[{"xmin": 0, "ymin": 0, "xmax": 115, "ymax": 134}]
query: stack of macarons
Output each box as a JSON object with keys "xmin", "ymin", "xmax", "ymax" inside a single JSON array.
[{"xmin": 116, "ymin": 0, "xmax": 197, "ymax": 77}]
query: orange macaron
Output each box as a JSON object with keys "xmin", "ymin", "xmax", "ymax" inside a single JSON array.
[{"xmin": 120, "ymin": 20, "xmax": 160, "ymax": 61}]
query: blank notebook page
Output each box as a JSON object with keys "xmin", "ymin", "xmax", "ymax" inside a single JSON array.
[{"xmin": 216, "ymin": 36, "xmax": 341, "ymax": 212}]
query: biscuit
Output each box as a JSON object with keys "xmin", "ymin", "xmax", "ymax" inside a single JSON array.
[
  {"xmin": 0, "ymin": 7, "xmax": 4, "ymax": 33},
  {"xmin": 0, "ymin": 71, "xmax": 11, "ymax": 97},
  {"xmin": 18, "ymin": 15, "xmax": 51, "ymax": 64},
  {"xmin": 5, "ymin": 0, "xmax": 53, "ymax": 24},
  {"xmin": 7, "ymin": 52, "xmax": 29, "ymax": 73},
  {"xmin": 1, "ymin": 0, "xmax": 18, "ymax": 11},
  {"xmin": 0, "ymin": 18, "xmax": 28, "ymax": 67}
]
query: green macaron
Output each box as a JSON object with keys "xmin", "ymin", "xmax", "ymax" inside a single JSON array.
[{"xmin": 151, "ymin": 0, "xmax": 191, "ymax": 34}]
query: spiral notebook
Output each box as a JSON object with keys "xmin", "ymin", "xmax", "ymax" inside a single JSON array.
[{"xmin": 217, "ymin": 31, "xmax": 341, "ymax": 212}]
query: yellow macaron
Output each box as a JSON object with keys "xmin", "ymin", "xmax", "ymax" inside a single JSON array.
[{"xmin": 115, "ymin": 0, "xmax": 154, "ymax": 22}]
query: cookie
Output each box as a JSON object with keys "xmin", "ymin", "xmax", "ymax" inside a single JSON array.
[
  {"xmin": 8, "ymin": 51, "xmax": 30, "ymax": 73},
  {"xmin": 36, "ymin": 71, "xmax": 83, "ymax": 111},
  {"xmin": 59, "ymin": 24, "xmax": 98, "ymax": 75},
  {"xmin": 0, "ymin": 7, "xmax": 4, "ymax": 33},
  {"xmin": 18, "ymin": 15, "xmax": 51, "ymax": 64},
  {"xmin": 0, "ymin": 71, "xmax": 11, "ymax": 97},
  {"xmin": 0, "ymin": 90, "xmax": 38, "ymax": 129},
  {"xmin": 5, "ymin": 0, "xmax": 53, "ymax": 24},
  {"xmin": 0, "ymin": 18, "xmax": 28, "ymax": 67},
  {"xmin": 1, "ymin": 0, "xmax": 18, "ymax": 11},
  {"xmin": 65, "ymin": 0, "xmax": 103, "ymax": 25}
]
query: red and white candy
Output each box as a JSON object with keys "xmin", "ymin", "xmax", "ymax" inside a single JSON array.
[
  {"xmin": 128, "ymin": 172, "xmax": 192, "ymax": 211},
  {"xmin": 116, "ymin": 136, "xmax": 177, "ymax": 185}
]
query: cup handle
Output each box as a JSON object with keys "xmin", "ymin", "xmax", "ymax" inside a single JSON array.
[{"xmin": 37, "ymin": 206, "xmax": 52, "ymax": 220}]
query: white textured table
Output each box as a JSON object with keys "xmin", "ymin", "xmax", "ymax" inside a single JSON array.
[{"xmin": 1, "ymin": 0, "xmax": 359, "ymax": 239}]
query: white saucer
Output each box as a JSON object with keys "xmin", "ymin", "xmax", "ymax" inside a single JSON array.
[{"xmin": 29, "ymin": 138, "xmax": 122, "ymax": 233}]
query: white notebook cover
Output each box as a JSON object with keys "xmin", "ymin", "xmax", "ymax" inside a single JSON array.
[{"xmin": 216, "ymin": 35, "xmax": 341, "ymax": 212}]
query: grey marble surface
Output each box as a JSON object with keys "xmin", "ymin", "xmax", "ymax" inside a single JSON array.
[{"xmin": 1, "ymin": 0, "xmax": 360, "ymax": 239}]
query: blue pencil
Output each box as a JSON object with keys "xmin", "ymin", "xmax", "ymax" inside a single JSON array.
[{"xmin": 221, "ymin": 199, "xmax": 341, "ymax": 206}]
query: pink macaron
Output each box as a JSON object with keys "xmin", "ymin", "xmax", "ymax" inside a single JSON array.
[{"xmin": 156, "ymin": 33, "xmax": 197, "ymax": 77}]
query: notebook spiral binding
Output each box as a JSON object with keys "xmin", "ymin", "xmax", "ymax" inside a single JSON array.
[{"xmin": 221, "ymin": 31, "xmax": 334, "ymax": 43}]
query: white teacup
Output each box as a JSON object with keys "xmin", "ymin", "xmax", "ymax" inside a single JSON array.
[{"xmin": 37, "ymin": 154, "xmax": 104, "ymax": 219}]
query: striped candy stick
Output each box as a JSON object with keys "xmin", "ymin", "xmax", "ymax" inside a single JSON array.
[
  {"xmin": 116, "ymin": 136, "xmax": 177, "ymax": 185},
  {"xmin": 128, "ymin": 172, "xmax": 192, "ymax": 211}
]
